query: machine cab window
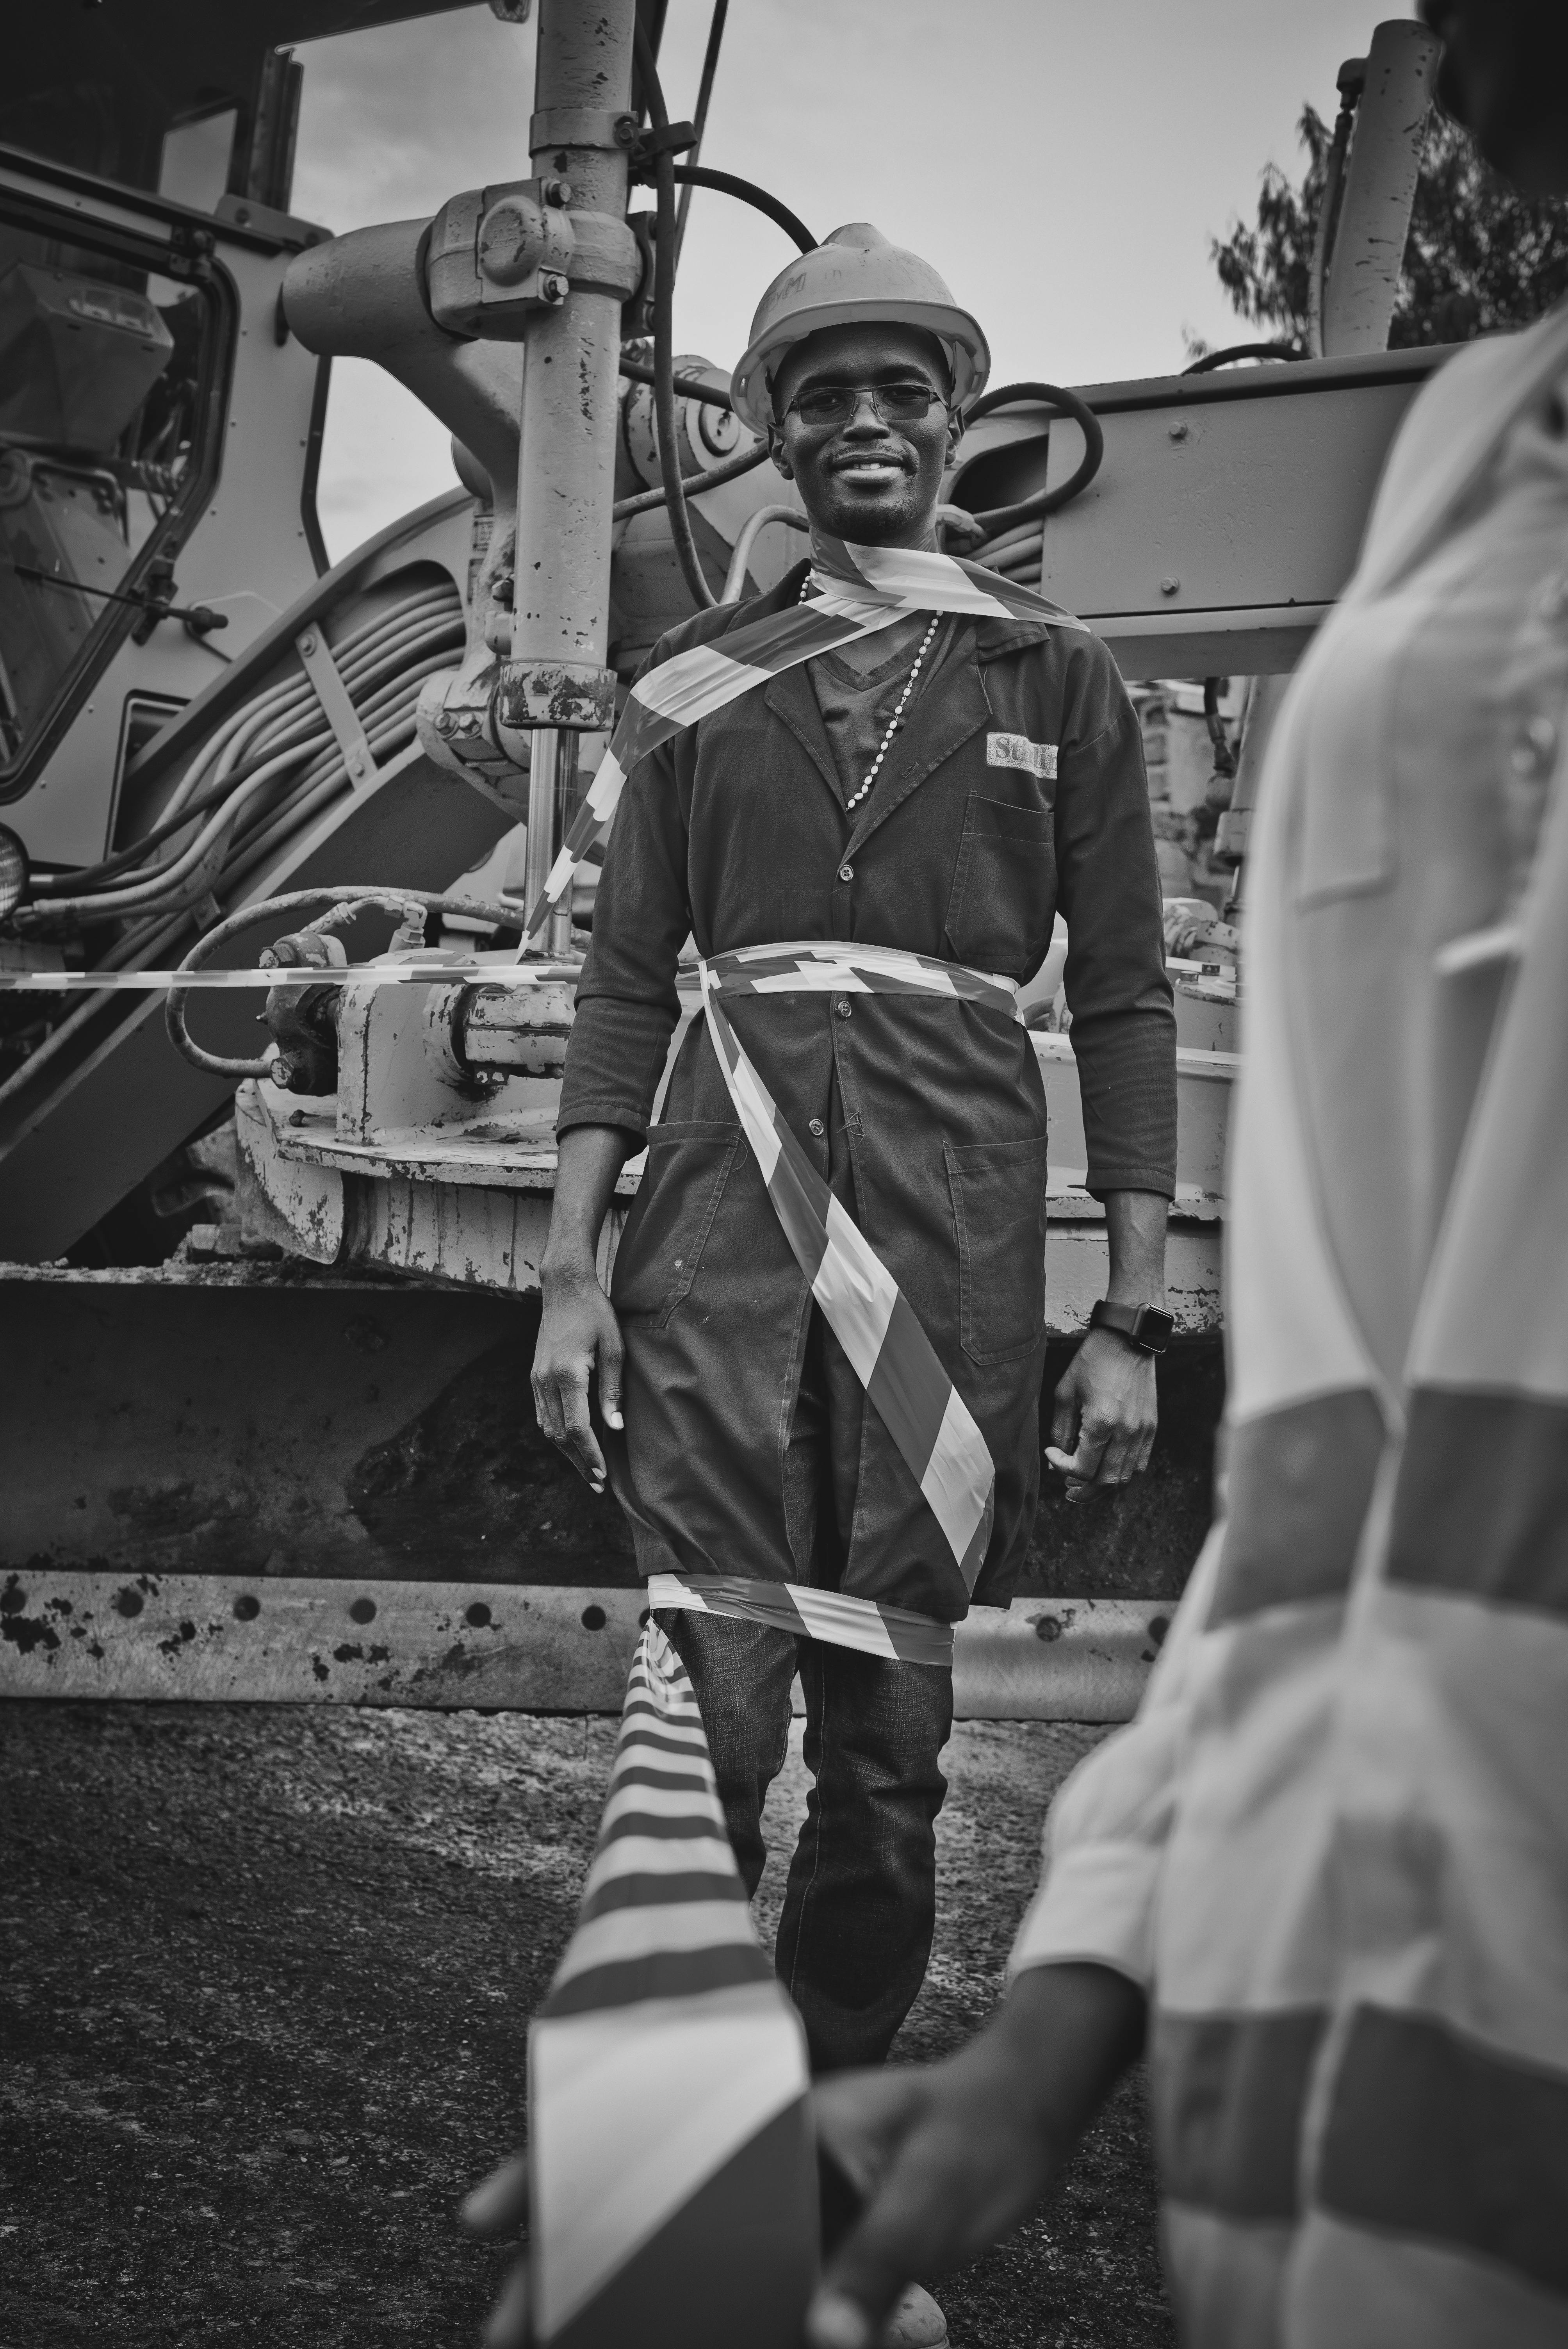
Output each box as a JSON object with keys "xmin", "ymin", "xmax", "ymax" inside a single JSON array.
[{"xmin": 0, "ymin": 215, "xmax": 225, "ymax": 786}]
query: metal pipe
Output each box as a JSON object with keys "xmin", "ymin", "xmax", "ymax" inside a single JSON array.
[
  {"xmin": 505, "ymin": 0, "xmax": 636, "ymax": 729},
  {"xmin": 524, "ymin": 726, "xmax": 565, "ymax": 930},
  {"xmin": 549, "ymin": 732, "xmax": 578, "ymax": 956},
  {"xmin": 719, "ymin": 502, "xmax": 807, "ymax": 604}
]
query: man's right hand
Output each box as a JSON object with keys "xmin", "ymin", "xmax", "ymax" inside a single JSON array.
[{"xmin": 531, "ymin": 1260, "xmax": 624, "ymax": 1496}]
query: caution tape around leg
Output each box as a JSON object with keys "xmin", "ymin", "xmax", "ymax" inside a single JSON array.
[
  {"xmin": 527, "ymin": 1619, "xmax": 816, "ymax": 2349},
  {"xmin": 646, "ymin": 1571, "xmax": 955, "ymax": 1667}
]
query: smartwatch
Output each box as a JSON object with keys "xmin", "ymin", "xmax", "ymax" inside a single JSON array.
[{"xmin": 1089, "ymin": 1298, "xmax": 1175, "ymax": 1356}]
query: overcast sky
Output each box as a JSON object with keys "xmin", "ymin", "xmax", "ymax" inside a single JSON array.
[{"xmin": 292, "ymin": 0, "xmax": 1394, "ymax": 563}]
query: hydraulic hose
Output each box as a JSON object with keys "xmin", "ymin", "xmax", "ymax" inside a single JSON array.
[
  {"xmin": 27, "ymin": 591, "xmax": 465, "ymax": 930},
  {"xmin": 1183, "ymin": 342, "xmax": 1303, "ymax": 374},
  {"xmin": 612, "ymin": 437, "xmax": 767, "ymax": 522},
  {"xmin": 618, "ymin": 352, "xmax": 733, "ymax": 410},
  {"xmin": 633, "ymin": 16, "xmax": 720, "ymax": 613},
  {"xmin": 164, "ymin": 886, "xmax": 526, "ymax": 1080},
  {"xmin": 959, "ymin": 383, "xmax": 1105, "ymax": 541},
  {"xmin": 662, "ymin": 166, "xmax": 814, "ymax": 258}
]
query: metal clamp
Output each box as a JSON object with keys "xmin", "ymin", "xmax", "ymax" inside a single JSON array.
[
  {"xmin": 296, "ymin": 626, "xmax": 376, "ymax": 791},
  {"xmin": 529, "ymin": 106, "xmax": 638, "ymax": 155}
]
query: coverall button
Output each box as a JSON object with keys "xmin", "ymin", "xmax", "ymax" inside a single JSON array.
[
  {"xmin": 836, "ymin": 998, "xmax": 852, "ymax": 1017},
  {"xmin": 838, "ymin": 862, "xmax": 854, "ymax": 882},
  {"xmin": 808, "ymin": 1117, "xmax": 825, "ymax": 1137}
]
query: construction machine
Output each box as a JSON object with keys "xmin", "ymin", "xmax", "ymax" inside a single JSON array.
[{"xmin": 0, "ymin": 4, "xmax": 1442, "ymax": 1714}]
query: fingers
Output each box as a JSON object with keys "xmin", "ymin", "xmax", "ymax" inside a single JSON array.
[
  {"xmin": 597, "ymin": 1326, "xmax": 625, "ymax": 1434},
  {"xmin": 464, "ymin": 2157, "xmax": 532, "ymax": 2349},
  {"xmin": 462, "ymin": 2150, "xmax": 529, "ymax": 2237},
  {"xmin": 559, "ymin": 1377, "xmax": 609, "ymax": 1493},
  {"xmin": 1049, "ymin": 1365, "xmax": 1078, "ymax": 1454},
  {"xmin": 483, "ymin": 2259, "xmax": 530, "ymax": 2349}
]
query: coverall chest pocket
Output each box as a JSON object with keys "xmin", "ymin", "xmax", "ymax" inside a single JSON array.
[
  {"xmin": 944, "ymin": 793, "xmax": 1056, "ymax": 972},
  {"xmin": 945, "ymin": 1135, "xmax": 1049, "ymax": 1364},
  {"xmin": 610, "ymin": 1121, "xmax": 742, "ymax": 1326}
]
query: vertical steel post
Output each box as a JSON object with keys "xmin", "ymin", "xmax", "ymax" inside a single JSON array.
[
  {"xmin": 505, "ymin": 0, "xmax": 634, "ymax": 726},
  {"xmin": 1320, "ymin": 19, "xmax": 1441, "ymax": 357},
  {"xmin": 502, "ymin": 0, "xmax": 636, "ymax": 947},
  {"xmin": 524, "ymin": 726, "xmax": 580, "ymax": 954}
]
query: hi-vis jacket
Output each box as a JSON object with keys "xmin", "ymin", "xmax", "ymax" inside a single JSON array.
[
  {"xmin": 1011, "ymin": 304, "xmax": 1568, "ymax": 2344},
  {"xmin": 559, "ymin": 560, "xmax": 1174, "ymax": 1623}
]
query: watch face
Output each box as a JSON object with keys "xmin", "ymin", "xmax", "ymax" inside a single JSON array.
[{"xmin": 1137, "ymin": 1308, "xmax": 1175, "ymax": 1352}]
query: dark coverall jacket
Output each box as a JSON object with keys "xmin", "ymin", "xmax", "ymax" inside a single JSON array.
[{"xmin": 559, "ymin": 559, "xmax": 1176, "ymax": 1624}]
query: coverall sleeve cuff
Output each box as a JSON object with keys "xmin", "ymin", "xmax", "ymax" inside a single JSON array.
[
  {"xmin": 1004, "ymin": 1841, "xmax": 1162, "ymax": 1994},
  {"xmin": 1085, "ymin": 1165, "xmax": 1177, "ymax": 1200},
  {"xmin": 555, "ymin": 1102, "xmax": 649, "ymax": 1146}
]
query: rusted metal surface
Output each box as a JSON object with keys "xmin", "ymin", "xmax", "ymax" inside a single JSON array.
[
  {"xmin": 0, "ymin": 1265, "xmax": 1221, "ymax": 1603},
  {"xmin": 0, "ymin": 1568, "xmax": 1162, "ymax": 1721},
  {"xmin": 0, "ymin": 1570, "xmax": 647, "ymax": 1710},
  {"xmin": 241, "ymin": 1018, "xmax": 1231, "ymax": 1324}
]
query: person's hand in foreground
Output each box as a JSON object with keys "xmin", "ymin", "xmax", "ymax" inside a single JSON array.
[
  {"xmin": 461, "ymin": 2152, "xmax": 530, "ymax": 2349},
  {"xmin": 806, "ymin": 1962, "xmax": 1147, "ymax": 2349},
  {"xmin": 461, "ymin": 1963, "xmax": 1143, "ymax": 2349}
]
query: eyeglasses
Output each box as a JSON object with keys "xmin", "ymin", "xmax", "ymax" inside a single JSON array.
[{"xmin": 778, "ymin": 381, "xmax": 947, "ymax": 427}]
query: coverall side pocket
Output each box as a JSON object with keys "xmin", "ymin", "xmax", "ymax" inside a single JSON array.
[
  {"xmin": 945, "ymin": 1135, "xmax": 1049, "ymax": 1365},
  {"xmin": 610, "ymin": 1121, "xmax": 742, "ymax": 1327}
]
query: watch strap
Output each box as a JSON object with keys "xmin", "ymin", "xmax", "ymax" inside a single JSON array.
[{"xmin": 1089, "ymin": 1298, "xmax": 1174, "ymax": 1355}]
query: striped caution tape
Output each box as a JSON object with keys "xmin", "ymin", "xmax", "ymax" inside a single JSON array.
[
  {"xmin": 527, "ymin": 1619, "xmax": 814, "ymax": 2346},
  {"xmin": 702, "ymin": 936, "xmax": 1021, "ymax": 1021},
  {"xmin": 696, "ymin": 947, "xmax": 998, "ymax": 1595},
  {"xmin": 646, "ymin": 1570, "xmax": 954, "ymax": 1667},
  {"xmin": 0, "ymin": 941, "xmax": 1021, "ymax": 1010},
  {"xmin": 525, "ymin": 536, "xmax": 1086, "ymax": 936},
  {"xmin": 0, "ymin": 961, "xmax": 582, "ymax": 993}
]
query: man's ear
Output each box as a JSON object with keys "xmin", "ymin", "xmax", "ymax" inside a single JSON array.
[{"xmin": 767, "ymin": 425, "xmax": 794, "ymax": 481}]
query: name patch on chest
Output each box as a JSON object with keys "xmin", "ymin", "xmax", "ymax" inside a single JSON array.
[{"xmin": 986, "ymin": 732, "xmax": 1057, "ymax": 780}]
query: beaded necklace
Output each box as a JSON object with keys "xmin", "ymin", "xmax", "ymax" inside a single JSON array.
[{"xmin": 798, "ymin": 574, "xmax": 940, "ymax": 814}]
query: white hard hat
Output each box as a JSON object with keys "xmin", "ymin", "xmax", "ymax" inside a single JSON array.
[{"xmin": 729, "ymin": 223, "xmax": 991, "ymax": 437}]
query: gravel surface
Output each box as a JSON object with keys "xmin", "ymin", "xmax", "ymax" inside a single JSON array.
[{"xmin": 0, "ymin": 1702, "xmax": 1172, "ymax": 2348}]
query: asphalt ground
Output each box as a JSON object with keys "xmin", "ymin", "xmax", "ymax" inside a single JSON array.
[{"xmin": 0, "ymin": 1702, "xmax": 1172, "ymax": 2349}]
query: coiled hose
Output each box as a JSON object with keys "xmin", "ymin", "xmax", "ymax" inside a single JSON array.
[{"xmin": 24, "ymin": 585, "xmax": 464, "ymax": 929}]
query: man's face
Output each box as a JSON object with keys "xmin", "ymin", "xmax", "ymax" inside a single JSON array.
[
  {"xmin": 767, "ymin": 323, "xmax": 961, "ymax": 548},
  {"xmin": 1420, "ymin": 1, "xmax": 1568, "ymax": 194}
]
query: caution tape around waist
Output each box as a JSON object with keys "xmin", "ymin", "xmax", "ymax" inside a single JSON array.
[
  {"xmin": 697, "ymin": 937, "xmax": 1022, "ymax": 1021},
  {"xmin": 646, "ymin": 1572, "xmax": 955, "ymax": 1668},
  {"xmin": 697, "ymin": 957, "xmax": 996, "ymax": 1594},
  {"xmin": 527, "ymin": 1619, "xmax": 816, "ymax": 2348},
  {"xmin": 525, "ymin": 538, "xmax": 1087, "ymax": 938}
]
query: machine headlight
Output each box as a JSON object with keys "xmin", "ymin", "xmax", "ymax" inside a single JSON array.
[{"xmin": 0, "ymin": 826, "xmax": 31, "ymax": 920}]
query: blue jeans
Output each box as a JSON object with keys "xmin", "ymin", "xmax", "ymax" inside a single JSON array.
[{"xmin": 656, "ymin": 1309, "xmax": 955, "ymax": 2074}]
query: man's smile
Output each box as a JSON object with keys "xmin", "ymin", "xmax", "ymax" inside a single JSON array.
[{"xmin": 829, "ymin": 449, "xmax": 913, "ymax": 478}]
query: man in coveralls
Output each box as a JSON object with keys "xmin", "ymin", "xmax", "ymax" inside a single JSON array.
[{"xmin": 531, "ymin": 225, "xmax": 1176, "ymax": 2346}]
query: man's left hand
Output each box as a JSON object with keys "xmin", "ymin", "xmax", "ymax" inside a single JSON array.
[{"xmin": 1045, "ymin": 1328, "xmax": 1157, "ymax": 1504}]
